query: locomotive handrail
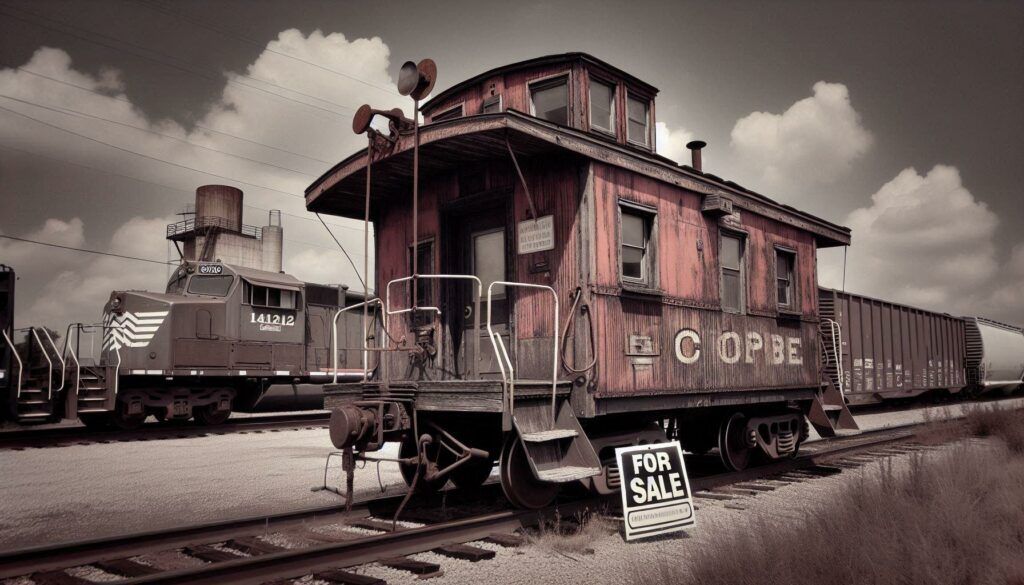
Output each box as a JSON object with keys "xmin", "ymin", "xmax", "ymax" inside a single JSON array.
[
  {"xmin": 39, "ymin": 328, "xmax": 65, "ymax": 397},
  {"xmin": 331, "ymin": 298, "xmax": 386, "ymax": 383},
  {"xmin": 385, "ymin": 274, "xmax": 483, "ymax": 379},
  {"xmin": 1, "ymin": 329, "xmax": 22, "ymax": 399},
  {"xmin": 821, "ymin": 318, "xmax": 845, "ymax": 398},
  {"xmin": 487, "ymin": 281, "xmax": 559, "ymax": 426},
  {"xmin": 64, "ymin": 323, "xmax": 82, "ymax": 400},
  {"xmin": 28, "ymin": 328, "xmax": 54, "ymax": 400}
]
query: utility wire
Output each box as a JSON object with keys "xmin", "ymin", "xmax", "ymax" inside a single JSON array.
[
  {"xmin": 0, "ymin": 5, "xmax": 360, "ymax": 122},
  {"xmin": 14, "ymin": 66, "xmax": 334, "ymax": 165},
  {"xmin": 0, "ymin": 93, "xmax": 317, "ymax": 177},
  {"xmin": 0, "ymin": 234, "xmax": 174, "ymax": 266},
  {"xmin": 134, "ymin": 0, "xmax": 402, "ymax": 98},
  {"xmin": 316, "ymin": 213, "xmax": 366, "ymax": 290},
  {"xmin": 0, "ymin": 104, "xmax": 305, "ymax": 199}
]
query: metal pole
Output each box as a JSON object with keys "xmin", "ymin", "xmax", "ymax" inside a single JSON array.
[
  {"xmin": 411, "ymin": 98, "xmax": 420, "ymax": 319},
  {"xmin": 363, "ymin": 134, "xmax": 373, "ymax": 383}
]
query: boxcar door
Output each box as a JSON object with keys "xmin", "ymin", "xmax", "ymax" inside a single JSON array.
[{"xmin": 448, "ymin": 210, "xmax": 510, "ymax": 379}]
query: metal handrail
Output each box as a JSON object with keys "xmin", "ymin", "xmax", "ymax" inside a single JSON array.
[
  {"xmin": 65, "ymin": 323, "xmax": 82, "ymax": 400},
  {"xmin": 821, "ymin": 318, "xmax": 845, "ymax": 398},
  {"xmin": 28, "ymin": 329, "xmax": 54, "ymax": 400},
  {"xmin": 1, "ymin": 329, "xmax": 22, "ymax": 399},
  {"xmin": 331, "ymin": 298, "xmax": 386, "ymax": 383},
  {"xmin": 39, "ymin": 328, "xmax": 65, "ymax": 395},
  {"xmin": 487, "ymin": 281, "xmax": 559, "ymax": 425},
  {"xmin": 385, "ymin": 274, "xmax": 483, "ymax": 378},
  {"xmin": 71, "ymin": 323, "xmax": 123, "ymax": 397}
]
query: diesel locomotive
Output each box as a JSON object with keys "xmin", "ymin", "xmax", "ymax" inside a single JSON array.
[
  {"xmin": 1, "ymin": 186, "xmax": 372, "ymax": 428},
  {"xmin": 308, "ymin": 53, "xmax": 1024, "ymax": 508}
]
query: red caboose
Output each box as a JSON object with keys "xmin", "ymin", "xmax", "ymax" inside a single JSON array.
[{"xmin": 307, "ymin": 53, "xmax": 856, "ymax": 508}]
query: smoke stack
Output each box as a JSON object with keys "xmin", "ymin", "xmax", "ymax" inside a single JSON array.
[
  {"xmin": 685, "ymin": 140, "xmax": 707, "ymax": 172},
  {"xmin": 262, "ymin": 210, "xmax": 283, "ymax": 273}
]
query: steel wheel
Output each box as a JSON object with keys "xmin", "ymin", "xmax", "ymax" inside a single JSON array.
[
  {"xmin": 398, "ymin": 434, "xmax": 449, "ymax": 493},
  {"xmin": 451, "ymin": 457, "xmax": 495, "ymax": 490},
  {"xmin": 110, "ymin": 401, "xmax": 147, "ymax": 431},
  {"xmin": 78, "ymin": 412, "xmax": 112, "ymax": 430},
  {"xmin": 499, "ymin": 434, "xmax": 559, "ymax": 509},
  {"xmin": 194, "ymin": 404, "xmax": 231, "ymax": 426},
  {"xmin": 718, "ymin": 412, "xmax": 755, "ymax": 472}
]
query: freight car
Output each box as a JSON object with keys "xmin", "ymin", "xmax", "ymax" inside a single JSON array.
[
  {"xmin": 307, "ymin": 53, "xmax": 862, "ymax": 508},
  {"xmin": 1, "ymin": 186, "xmax": 373, "ymax": 428}
]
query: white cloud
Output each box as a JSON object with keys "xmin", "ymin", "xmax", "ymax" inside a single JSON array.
[
  {"xmin": 729, "ymin": 81, "xmax": 872, "ymax": 192},
  {"xmin": 655, "ymin": 121, "xmax": 694, "ymax": 165},
  {"xmin": 2, "ymin": 31, "xmax": 394, "ymax": 328},
  {"xmin": 819, "ymin": 164, "xmax": 1023, "ymax": 323}
]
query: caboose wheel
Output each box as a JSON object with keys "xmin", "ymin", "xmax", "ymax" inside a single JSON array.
[
  {"xmin": 499, "ymin": 434, "xmax": 558, "ymax": 509},
  {"xmin": 398, "ymin": 434, "xmax": 449, "ymax": 493},
  {"xmin": 451, "ymin": 457, "xmax": 495, "ymax": 490},
  {"xmin": 718, "ymin": 412, "xmax": 756, "ymax": 472}
]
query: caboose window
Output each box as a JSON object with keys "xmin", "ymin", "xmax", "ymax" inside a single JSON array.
[
  {"xmin": 187, "ymin": 275, "xmax": 233, "ymax": 297},
  {"xmin": 776, "ymin": 248, "xmax": 796, "ymax": 310},
  {"xmin": 627, "ymin": 95, "xmax": 650, "ymax": 146},
  {"xmin": 482, "ymin": 94, "xmax": 502, "ymax": 114},
  {"xmin": 590, "ymin": 80, "xmax": 615, "ymax": 133},
  {"xmin": 720, "ymin": 234, "xmax": 745, "ymax": 313},
  {"xmin": 619, "ymin": 203, "xmax": 655, "ymax": 285},
  {"xmin": 431, "ymin": 104, "xmax": 463, "ymax": 123},
  {"xmin": 530, "ymin": 76, "xmax": 569, "ymax": 126}
]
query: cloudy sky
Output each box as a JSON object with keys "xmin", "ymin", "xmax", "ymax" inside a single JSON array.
[{"xmin": 1, "ymin": 0, "xmax": 1022, "ymax": 330}]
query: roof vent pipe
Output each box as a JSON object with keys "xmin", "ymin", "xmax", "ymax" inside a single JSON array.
[{"xmin": 685, "ymin": 140, "xmax": 707, "ymax": 172}]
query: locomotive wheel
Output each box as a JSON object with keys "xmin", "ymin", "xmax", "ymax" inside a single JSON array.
[
  {"xmin": 78, "ymin": 412, "xmax": 112, "ymax": 430},
  {"xmin": 499, "ymin": 434, "xmax": 558, "ymax": 509},
  {"xmin": 194, "ymin": 404, "xmax": 231, "ymax": 426},
  {"xmin": 450, "ymin": 457, "xmax": 495, "ymax": 490},
  {"xmin": 717, "ymin": 412, "xmax": 756, "ymax": 472},
  {"xmin": 110, "ymin": 401, "xmax": 147, "ymax": 431},
  {"xmin": 398, "ymin": 434, "xmax": 449, "ymax": 493}
]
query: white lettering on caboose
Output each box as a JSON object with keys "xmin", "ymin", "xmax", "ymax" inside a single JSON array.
[{"xmin": 672, "ymin": 329, "xmax": 803, "ymax": 366}]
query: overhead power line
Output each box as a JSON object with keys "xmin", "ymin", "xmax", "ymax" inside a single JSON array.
[
  {"xmin": 0, "ymin": 93, "xmax": 317, "ymax": 178},
  {"xmin": 0, "ymin": 104, "xmax": 305, "ymax": 199},
  {"xmin": 135, "ymin": 0, "xmax": 403, "ymax": 98},
  {"xmin": 0, "ymin": 234, "xmax": 173, "ymax": 265},
  {"xmin": 0, "ymin": 4, "xmax": 361, "ymax": 123}
]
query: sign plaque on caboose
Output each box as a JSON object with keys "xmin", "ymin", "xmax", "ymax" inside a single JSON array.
[{"xmin": 614, "ymin": 441, "xmax": 695, "ymax": 541}]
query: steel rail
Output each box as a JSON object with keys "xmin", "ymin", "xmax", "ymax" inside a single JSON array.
[{"xmin": 0, "ymin": 425, "xmax": 928, "ymax": 583}]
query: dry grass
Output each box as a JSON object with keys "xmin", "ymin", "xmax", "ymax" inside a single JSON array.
[
  {"xmin": 963, "ymin": 403, "xmax": 1024, "ymax": 453},
  {"xmin": 632, "ymin": 413, "xmax": 1024, "ymax": 585},
  {"xmin": 527, "ymin": 507, "xmax": 617, "ymax": 557}
]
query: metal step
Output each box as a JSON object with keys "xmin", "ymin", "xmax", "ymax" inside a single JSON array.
[
  {"xmin": 78, "ymin": 408, "xmax": 110, "ymax": 414},
  {"xmin": 535, "ymin": 465, "xmax": 601, "ymax": 483},
  {"xmin": 520, "ymin": 428, "xmax": 578, "ymax": 442}
]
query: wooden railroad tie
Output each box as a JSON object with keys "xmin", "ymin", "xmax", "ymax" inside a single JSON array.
[
  {"xmin": 484, "ymin": 532, "xmax": 525, "ymax": 547},
  {"xmin": 381, "ymin": 557, "xmax": 442, "ymax": 575},
  {"xmin": 348, "ymin": 518, "xmax": 399, "ymax": 532},
  {"xmin": 226, "ymin": 536, "xmax": 286, "ymax": 555},
  {"xmin": 29, "ymin": 571, "xmax": 93, "ymax": 585},
  {"xmin": 93, "ymin": 558, "xmax": 161, "ymax": 577},
  {"xmin": 434, "ymin": 543, "xmax": 497, "ymax": 561},
  {"xmin": 315, "ymin": 569, "xmax": 388, "ymax": 585},
  {"xmin": 183, "ymin": 544, "xmax": 242, "ymax": 562}
]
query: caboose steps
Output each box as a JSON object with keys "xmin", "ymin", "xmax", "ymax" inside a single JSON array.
[
  {"xmin": 806, "ymin": 381, "xmax": 859, "ymax": 437},
  {"xmin": 511, "ymin": 399, "xmax": 601, "ymax": 484}
]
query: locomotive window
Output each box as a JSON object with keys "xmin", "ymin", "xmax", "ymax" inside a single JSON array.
[
  {"xmin": 720, "ymin": 234, "xmax": 745, "ymax": 313},
  {"xmin": 187, "ymin": 275, "xmax": 233, "ymax": 297},
  {"xmin": 590, "ymin": 80, "xmax": 615, "ymax": 134},
  {"xmin": 619, "ymin": 204, "xmax": 655, "ymax": 286},
  {"xmin": 776, "ymin": 249, "xmax": 796, "ymax": 310},
  {"xmin": 627, "ymin": 95, "xmax": 650, "ymax": 146},
  {"xmin": 530, "ymin": 76, "xmax": 569, "ymax": 126},
  {"xmin": 431, "ymin": 104, "xmax": 463, "ymax": 123},
  {"xmin": 244, "ymin": 282, "xmax": 297, "ymax": 309}
]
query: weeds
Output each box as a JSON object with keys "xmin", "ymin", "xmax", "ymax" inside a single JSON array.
[
  {"xmin": 528, "ymin": 507, "xmax": 617, "ymax": 557},
  {"xmin": 632, "ymin": 411, "xmax": 1024, "ymax": 585}
]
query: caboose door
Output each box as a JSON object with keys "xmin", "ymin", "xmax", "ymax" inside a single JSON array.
[{"xmin": 446, "ymin": 207, "xmax": 511, "ymax": 379}]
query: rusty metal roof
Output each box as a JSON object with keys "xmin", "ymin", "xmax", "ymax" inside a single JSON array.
[{"xmin": 305, "ymin": 111, "xmax": 851, "ymax": 247}]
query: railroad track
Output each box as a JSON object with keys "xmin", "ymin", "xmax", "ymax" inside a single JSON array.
[
  {"xmin": 0, "ymin": 425, "xmax": 928, "ymax": 585},
  {"xmin": 0, "ymin": 412, "xmax": 330, "ymax": 451}
]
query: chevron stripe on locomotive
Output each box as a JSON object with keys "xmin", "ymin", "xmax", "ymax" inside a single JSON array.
[{"xmin": 307, "ymin": 53, "xmax": 1024, "ymax": 508}]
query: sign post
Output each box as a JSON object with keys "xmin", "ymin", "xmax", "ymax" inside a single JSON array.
[{"xmin": 614, "ymin": 441, "xmax": 695, "ymax": 541}]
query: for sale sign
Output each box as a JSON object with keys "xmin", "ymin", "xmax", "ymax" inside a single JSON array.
[{"xmin": 614, "ymin": 441, "xmax": 695, "ymax": 541}]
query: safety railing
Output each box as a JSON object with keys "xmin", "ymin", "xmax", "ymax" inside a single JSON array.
[
  {"xmin": 487, "ymin": 281, "xmax": 559, "ymax": 425},
  {"xmin": 1, "ymin": 329, "xmax": 22, "ymax": 399},
  {"xmin": 331, "ymin": 298, "xmax": 386, "ymax": 383},
  {"xmin": 38, "ymin": 328, "xmax": 65, "ymax": 397},
  {"xmin": 386, "ymin": 274, "xmax": 483, "ymax": 379},
  {"xmin": 821, "ymin": 318, "xmax": 845, "ymax": 398},
  {"xmin": 64, "ymin": 323, "xmax": 122, "ymax": 398}
]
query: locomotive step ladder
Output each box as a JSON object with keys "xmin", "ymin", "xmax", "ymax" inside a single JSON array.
[
  {"xmin": 511, "ymin": 398, "xmax": 602, "ymax": 483},
  {"xmin": 4, "ymin": 327, "xmax": 63, "ymax": 423},
  {"xmin": 73, "ymin": 366, "xmax": 116, "ymax": 415}
]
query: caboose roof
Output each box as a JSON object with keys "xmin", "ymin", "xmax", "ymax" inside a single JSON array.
[
  {"xmin": 305, "ymin": 111, "xmax": 851, "ymax": 247},
  {"xmin": 420, "ymin": 52, "xmax": 658, "ymax": 114}
]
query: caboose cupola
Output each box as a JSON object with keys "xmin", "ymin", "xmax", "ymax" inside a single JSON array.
[{"xmin": 421, "ymin": 52, "xmax": 659, "ymax": 151}]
